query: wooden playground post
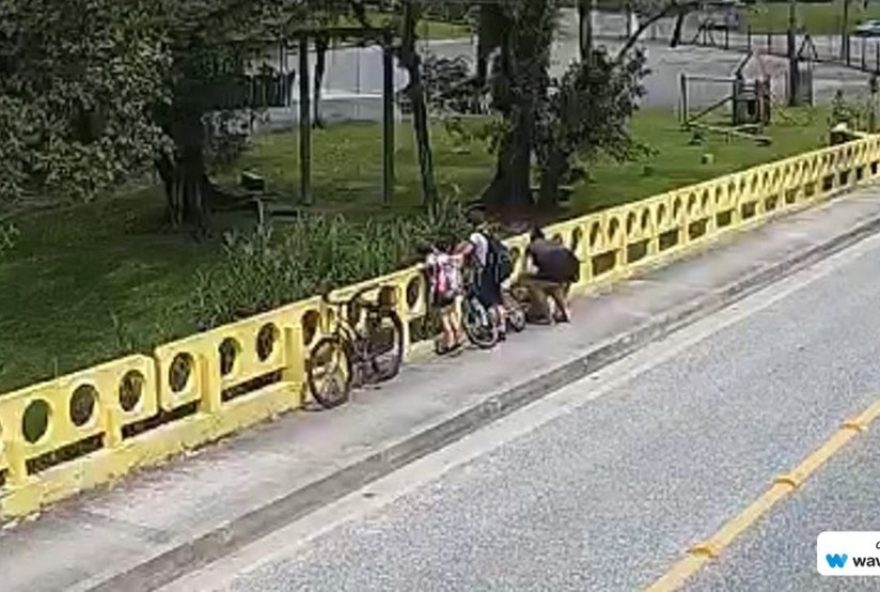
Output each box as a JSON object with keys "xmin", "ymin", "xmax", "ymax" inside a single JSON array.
[{"xmin": 680, "ymin": 72, "xmax": 689, "ymax": 125}]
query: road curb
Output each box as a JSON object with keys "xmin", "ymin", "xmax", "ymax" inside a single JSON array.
[{"xmin": 90, "ymin": 209, "xmax": 880, "ymax": 592}]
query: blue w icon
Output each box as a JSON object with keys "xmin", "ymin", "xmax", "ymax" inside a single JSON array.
[{"xmin": 826, "ymin": 553, "xmax": 848, "ymax": 568}]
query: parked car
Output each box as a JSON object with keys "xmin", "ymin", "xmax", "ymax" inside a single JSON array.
[{"xmin": 854, "ymin": 20, "xmax": 880, "ymax": 37}]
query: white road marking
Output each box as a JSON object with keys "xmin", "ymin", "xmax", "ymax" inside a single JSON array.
[{"xmin": 156, "ymin": 231, "xmax": 880, "ymax": 592}]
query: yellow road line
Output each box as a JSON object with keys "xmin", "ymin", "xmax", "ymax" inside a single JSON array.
[{"xmin": 645, "ymin": 398, "xmax": 880, "ymax": 592}]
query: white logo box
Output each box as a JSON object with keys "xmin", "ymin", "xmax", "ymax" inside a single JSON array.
[{"xmin": 818, "ymin": 531, "xmax": 880, "ymax": 576}]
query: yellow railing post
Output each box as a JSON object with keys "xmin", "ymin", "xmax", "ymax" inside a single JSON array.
[
  {"xmin": 102, "ymin": 406, "xmax": 123, "ymax": 449},
  {"xmin": 283, "ymin": 323, "xmax": 306, "ymax": 407},
  {"xmin": 393, "ymin": 285, "xmax": 414, "ymax": 361},
  {"xmin": 4, "ymin": 413, "xmax": 29, "ymax": 487},
  {"xmin": 199, "ymin": 350, "xmax": 223, "ymax": 414}
]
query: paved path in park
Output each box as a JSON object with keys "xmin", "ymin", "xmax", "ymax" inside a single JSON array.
[{"xmin": 6, "ymin": 183, "xmax": 880, "ymax": 591}]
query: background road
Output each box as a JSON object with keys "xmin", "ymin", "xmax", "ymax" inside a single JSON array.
[
  {"xmin": 176, "ymin": 216, "xmax": 880, "ymax": 592},
  {"xmin": 263, "ymin": 9, "xmax": 871, "ymax": 116}
]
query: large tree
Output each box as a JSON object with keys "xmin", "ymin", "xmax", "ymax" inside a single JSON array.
[
  {"xmin": 474, "ymin": 0, "xmax": 696, "ymax": 212},
  {"xmin": 480, "ymin": 0, "xmax": 558, "ymax": 209},
  {"xmin": 154, "ymin": 0, "xmax": 304, "ymax": 233},
  {"xmin": 0, "ymin": 0, "xmax": 168, "ymax": 204}
]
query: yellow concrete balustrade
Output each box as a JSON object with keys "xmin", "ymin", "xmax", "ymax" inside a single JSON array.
[{"xmin": 1, "ymin": 135, "xmax": 878, "ymax": 518}]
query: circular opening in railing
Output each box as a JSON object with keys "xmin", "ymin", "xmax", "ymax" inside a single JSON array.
[
  {"xmin": 119, "ymin": 370, "xmax": 145, "ymax": 413},
  {"xmin": 169, "ymin": 353, "xmax": 194, "ymax": 394},
  {"xmin": 762, "ymin": 172, "xmax": 770, "ymax": 188},
  {"xmin": 22, "ymin": 399, "xmax": 50, "ymax": 444},
  {"xmin": 405, "ymin": 277, "xmax": 422, "ymax": 312},
  {"xmin": 701, "ymin": 190, "xmax": 709, "ymax": 210},
  {"xmin": 219, "ymin": 338, "xmax": 241, "ymax": 377},
  {"xmin": 551, "ymin": 233, "xmax": 563, "ymax": 245},
  {"xmin": 571, "ymin": 228, "xmax": 583, "ymax": 252},
  {"xmin": 687, "ymin": 193, "xmax": 697, "ymax": 214},
  {"xmin": 641, "ymin": 209, "xmax": 651, "ymax": 231},
  {"xmin": 608, "ymin": 218, "xmax": 620, "ymax": 241},
  {"xmin": 673, "ymin": 199, "xmax": 682, "ymax": 220},
  {"xmin": 716, "ymin": 187, "xmax": 724, "ymax": 203},
  {"xmin": 626, "ymin": 212, "xmax": 637, "ymax": 236},
  {"xmin": 379, "ymin": 286, "xmax": 397, "ymax": 309},
  {"xmin": 728, "ymin": 181, "xmax": 737, "ymax": 196},
  {"xmin": 257, "ymin": 323, "xmax": 279, "ymax": 362},
  {"xmin": 302, "ymin": 310, "xmax": 320, "ymax": 346},
  {"xmin": 70, "ymin": 384, "xmax": 98, "ymax": 428},
  {"xmin": 589, "ymin": 222, "xmax": 602, "ymax": 247},
  {"xmin": 657, "ymin": 204, "xmax": 668, "ymax": 225}
]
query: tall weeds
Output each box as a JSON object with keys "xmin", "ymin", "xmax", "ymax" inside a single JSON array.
[{"xmin": 192, "ymin": 197, "xmax": 471, "ymax": 330}]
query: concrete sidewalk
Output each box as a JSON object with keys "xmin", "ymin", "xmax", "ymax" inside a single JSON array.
[{"xmin": 5, "ymin": 189, "xmax": 880, "ymax": 592}]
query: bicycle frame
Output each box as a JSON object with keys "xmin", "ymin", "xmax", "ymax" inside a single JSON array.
[{"xmin": 322, "ymin": 287, "xmax": 391, "ymax": 364}]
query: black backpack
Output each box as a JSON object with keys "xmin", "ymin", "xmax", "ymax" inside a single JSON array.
[
  {"xmin": 485, "ymin": 233, "xmax": 514, "ymax": 283},
  {"xmin": 559, "ymin": 248, "xmax": 580, "ymax": 283}
]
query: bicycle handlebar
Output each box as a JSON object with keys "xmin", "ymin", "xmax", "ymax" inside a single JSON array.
[{"xmin": 321, "ymin": 285, "xmax": 380, "ymax": 308}]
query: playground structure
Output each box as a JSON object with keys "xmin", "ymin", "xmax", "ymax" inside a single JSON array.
[
  {"xmin": 678, "ymin": 50, "xmax": 774, "ymax": 145},
  {"xmin": 791, "ymin": 33, "xmax": 818, "ymax": 107},
  {"xmin": 688, "ymin": 0, "xmax": 745, "ymax": 48}
]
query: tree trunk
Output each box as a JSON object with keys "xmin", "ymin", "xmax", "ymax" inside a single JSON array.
[
  {"xmin": 483, "ymin": 101, "xmax": 535, "ymax": 209},
  {"xmin": 400, "ymin": 0, "xmax": 439, "ymax": 212},
  {"xmin": 156, "ymin": 148, "xmax": 211, "ymax": 235},
  {"xmin": 474, "ymin": 5, "xmax": 492, "ymax": 115},
  {"xmin": 578, "ymin": 0, "xmax": 592, "ymax": 61},
  {"xmin": 670, "ymin": 11, "xmax": 685, "ymax": 47},
  {"xmin": 538, "ymin": 148, "xmax": 569, "ymax": 208},
  {"xmin": 409, "ymin": 80, "xmax": 438, "ymax": 212},
  {"xmin": 481, "ymin": 1, "xmax": 553, "ymax": 212},
  {"xmin": 313, "ymin": 35, "xmax": 328, "ymax": 128}
]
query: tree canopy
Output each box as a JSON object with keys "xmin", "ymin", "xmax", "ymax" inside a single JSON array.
[
  {"xmin": 0, "ymin": 0, "xmax": 168, "ymax": 203},
  {"xmin": 0, "ymin": 0, "xmax": 670, "ymax": 219}
]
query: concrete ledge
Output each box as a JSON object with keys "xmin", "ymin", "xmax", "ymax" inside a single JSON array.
[{"xmin": 2, "ymin": 384, "xmax": 300, "ymax": 519}]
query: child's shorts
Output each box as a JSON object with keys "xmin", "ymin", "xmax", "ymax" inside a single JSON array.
[{"xmin": 433, "ymin": 295, "xmax": 457, "ymax": 310}]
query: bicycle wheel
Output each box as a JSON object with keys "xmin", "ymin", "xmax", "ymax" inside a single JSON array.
[
  {"xmin": 504, "ymin": 292, "xmax": 527, "ymax": 333},
  {"xmin": 368, "ymin": 309, "xmax": 405, "ymax": 382},
  {"xmin": 307, "ymin": 336, "xmax": 353, "ymax": 409},
  {"xmin": 462, "ymin": 295, "xmax": 498, "ymax": 349}
]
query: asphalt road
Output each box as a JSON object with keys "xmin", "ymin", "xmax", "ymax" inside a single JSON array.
[
  {"xmin": 684, "ymin": 424, "xmax": 880, "ymax": 592},
  {"xmin": 176, "ymin": 223, "xmax": 880, "ymax": 591}
]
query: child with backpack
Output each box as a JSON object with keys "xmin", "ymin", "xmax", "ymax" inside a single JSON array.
[
  {"xmin": 457, "ymin": 210, "xmax": 513, "ymax": 341},
  {"xmin": 425, "ymin": 238, "xmax": 465, "ymax": 354}
]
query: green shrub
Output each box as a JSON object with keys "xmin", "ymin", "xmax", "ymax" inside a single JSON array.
[{"xmin": 191, "ymin": 196, "xmax": 471, "ymax": 330}]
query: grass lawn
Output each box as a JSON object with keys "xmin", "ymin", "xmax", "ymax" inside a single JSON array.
[
  {"xmin": 745, "ymin": 0, "xmax": 880, "ymax": 34},
  {"xmin": 0, "ymin": 107, "xmax": 832, "ymax": 393},
  {"xmin": 331, "ymin": 13, "xmax": 471, "ymax": 40}
]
